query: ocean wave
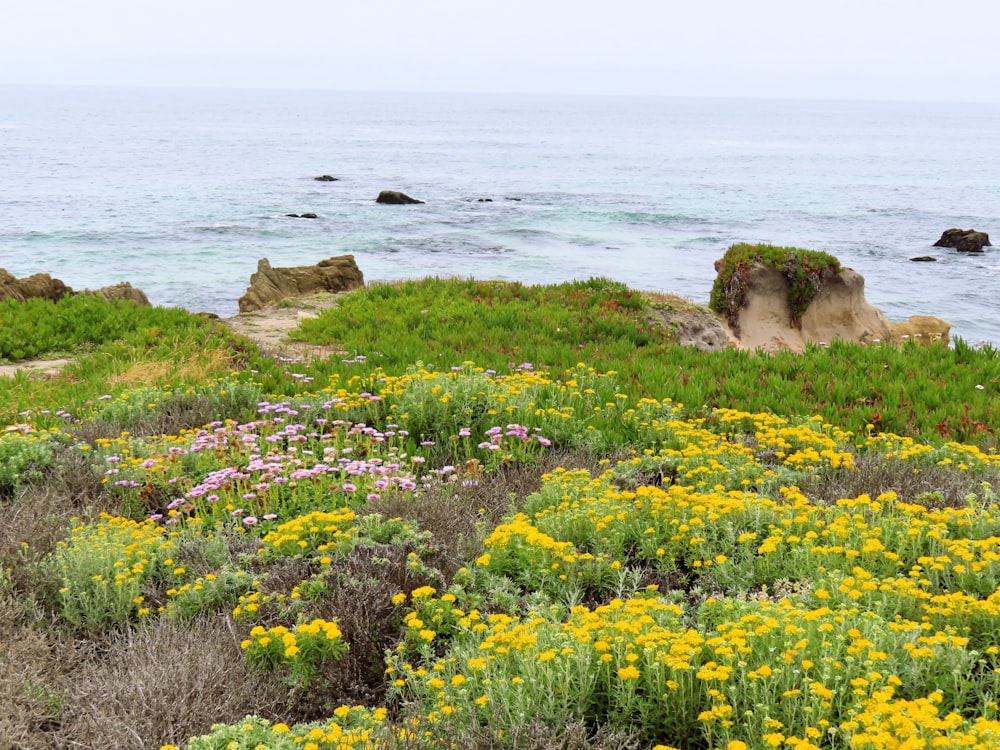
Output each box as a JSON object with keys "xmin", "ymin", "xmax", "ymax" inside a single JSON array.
[
  {"xmin": 9, "ymin": 228, "xmax": 181, "ymax": 245},
  {"xmin": 599, "ymin": 210, "xmax": 695, "ymax": 226},
  {"xmin": 190, "ymin": 223, "xmax": 296, "ymax": 238},
  {"xmin": 378, "ymin": 234, "xmax": 513, "ymax": 256}
]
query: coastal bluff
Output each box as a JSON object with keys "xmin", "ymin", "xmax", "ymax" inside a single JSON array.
[{"xmin": 718, "ymin": 261, "xmax": 950, "ymax": 353}]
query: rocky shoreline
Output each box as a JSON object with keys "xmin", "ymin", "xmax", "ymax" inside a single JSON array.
[{"xmin": 0, "ymin": 241, "xmax": 965, "ymax": 378}]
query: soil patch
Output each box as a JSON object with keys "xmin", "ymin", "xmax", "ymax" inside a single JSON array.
[
  {"xmin": 0, "ymin": 358, "xmax": 72, "ymax": 379},
  {"xmin": 219, "ymin": 292, "xmax": 348, "ymax": 361}
]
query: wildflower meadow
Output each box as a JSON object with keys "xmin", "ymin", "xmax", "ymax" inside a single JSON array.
[{"xmin": 1, "ymin": 277, "xmax": 999, "ymax": 749}]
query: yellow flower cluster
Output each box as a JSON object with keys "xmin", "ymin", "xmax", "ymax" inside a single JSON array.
[
  {"xmin": 0, "ymin": 422, "xmax": 65, "ymax": 446},
  {"xmin": 376, "ymin": 362, "xmax": 554, "ymax": 398},
  {"xmin": 241, "ymin": 618, "xmax": 347, "ymax": 686},
  {"xmin": 387, "ymin": 594, "xmax": 693, "ymax": 730},
  {"xmin": 0, "ymin": 423, "xmax": 66, "ymax": 488},
  {"xmin": 166, "ymin": 706, "xmax": 390, "ymax": 749},
  {"xmin": 844, "ymin": 686, "xmax": 1000, "ymax": 748},
  {"xmin": 479, "ymin": 512, "xmax": 612, "ymax": 586},
  {"xmin": 316, "ymin": 373, "xmax": 389, "ymax": 413},
  {"xmin": 261, "ymin": 508, "xmax": 357, "ymax": 557},
  {"xmin": 619, "ymin": 404, "xmax": 856, "ymax": 485},
  {"xmin": 384, "ymin": 401, "xmax": 1000, "ymax": 747},
  {"xmin": 54, "ymin": 513, "xmax": 178, "ymax": 627},
  {"xmin": 869, "ymin": 432, "xmax": 1000, "ymax": 472},
  {"xmin": 163, "ymin": 569, "xmax": 258, "ymax": 620},
  {"xmin": 393, "ymin": 586, "xmax": 490, "ymax": 657}
]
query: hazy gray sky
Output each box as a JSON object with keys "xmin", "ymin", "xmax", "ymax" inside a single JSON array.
[{"xmin": 3, "ymin": 0, "xmax": 997, "ymax": 102}]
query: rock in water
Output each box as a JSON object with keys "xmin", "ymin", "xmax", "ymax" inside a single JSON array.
[
  {"xmin": 376, "ymin": 190, "xmax": 424, "ymax": 205},
  {"xmin": 933, "ymin": 228, "xmax": 991, "ymax": 252},
  {"xmin": 238, "ymin": 255, "xmax": 365, "ymax": 313},
  {"xmin": 314, "ymin": 175, "xmax": 339, "ymax": 182},
  {"xmin": 955, "ymin": 232, "xmax": 990, "ymax": 252}
]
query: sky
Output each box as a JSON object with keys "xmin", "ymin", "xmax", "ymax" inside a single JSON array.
[{"xmin": 2, "ymin": 0, "xmax": 998, "ymax": 102}]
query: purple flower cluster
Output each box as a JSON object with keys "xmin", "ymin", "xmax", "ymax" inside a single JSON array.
[
  {"xmin": 477, "ymin": 424, "xmax": 552, "ymax": 451},
  {"xmin": 100, "ymin": 409, "xmax": 464, "ymax": 526}
]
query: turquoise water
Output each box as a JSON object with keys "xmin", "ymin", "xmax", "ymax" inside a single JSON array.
[{"xmin": 2, "ymin": 86, "xmax": 998, "ymax": 342}]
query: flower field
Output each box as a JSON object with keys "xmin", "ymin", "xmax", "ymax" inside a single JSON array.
[{"xmin": 1, "ymin": 280, "xmax": 999, "ymax": 749}]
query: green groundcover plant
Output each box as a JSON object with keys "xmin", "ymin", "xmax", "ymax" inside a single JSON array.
[{"xmin": 0, "ymin": 294, "xmax": 212, "ymax": 362}]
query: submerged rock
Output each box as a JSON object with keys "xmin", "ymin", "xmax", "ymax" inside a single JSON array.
[
  {"xmin": 314, "ymin": 175, "xmax": 339, "ymax": 182},
  {"xmin": 238, "ymin": 255, "xmax": 364, "ymax": 313},
  {"xmin": 910, "ymin": 256, "xmax": 937, "ymax": 262},
  {"xmin": 933, "ymin": 228, "xmax": 991, "ymax": 252},
  {"xmin": 376, "ymin": 190, "xmax": 424, "ymax": 205}
]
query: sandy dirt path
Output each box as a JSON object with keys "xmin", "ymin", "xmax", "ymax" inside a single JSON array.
[
  {"xmin": 0, "ymin": 358, "xmax": 73, "ymax": 379},
  {"xmin": 218, "ymin": 293, "xmax": 347, "ymax": 361},
  {"xmin": 0, "ymin": 292, "xmax": 347, "ymax": 378}
]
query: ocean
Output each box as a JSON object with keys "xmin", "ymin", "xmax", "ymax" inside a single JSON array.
[{"xmin": 2, "ymin": 86, "xmax": 998, "ymax": 343}]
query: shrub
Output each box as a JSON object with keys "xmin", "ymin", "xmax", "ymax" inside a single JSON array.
[
  {"xmin": 241, "ymin": 618, "xmax": 348, "ymax": 688},
  {"xmin": 47, "ymin": 514, "xmax": 176, "ymax": 630},
  {"xmin": 0, "ymin": 426, "xmax": 64, "ymax": 496}
]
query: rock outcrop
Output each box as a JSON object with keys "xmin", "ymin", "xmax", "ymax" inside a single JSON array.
[
  {"xmin": 93, "ymin": 282, "xmax": 150, "ymax": 306},
  {"xmin": 674, "ymin": 310, "xmax": 733, "ymax": 351},
  {"xmin": 934, "ymin": 228, "xmax": 991, "ymax": 252},
  {"xmin": 1, "ymin": 269, "xmax": 150, "ymax": 306},
  {"xmin": 889, "ymin": 315, "xmax": 951, "ymax": 345},
  {"xmin": 722, "ymin": 264, "xmax": 949, "ymax": 352},
  {"xmin": 644, "ymin": 296, "xmax": 732, "ymax": 352},
  {"xmin": 238, "ymin": 255, "xmax": 364, "ymax": 313},
  {"xmin": 0, "ymin": 269, "xmax": 73, "ymax": 302},
  {"xmin": 376, "ymin": 190, "xmax": 424, "ymax": 205}
]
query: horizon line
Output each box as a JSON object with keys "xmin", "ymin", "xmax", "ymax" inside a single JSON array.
[{"xmin": 2, "ymin": 81, "xmax": 998, "ymax": 108}]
